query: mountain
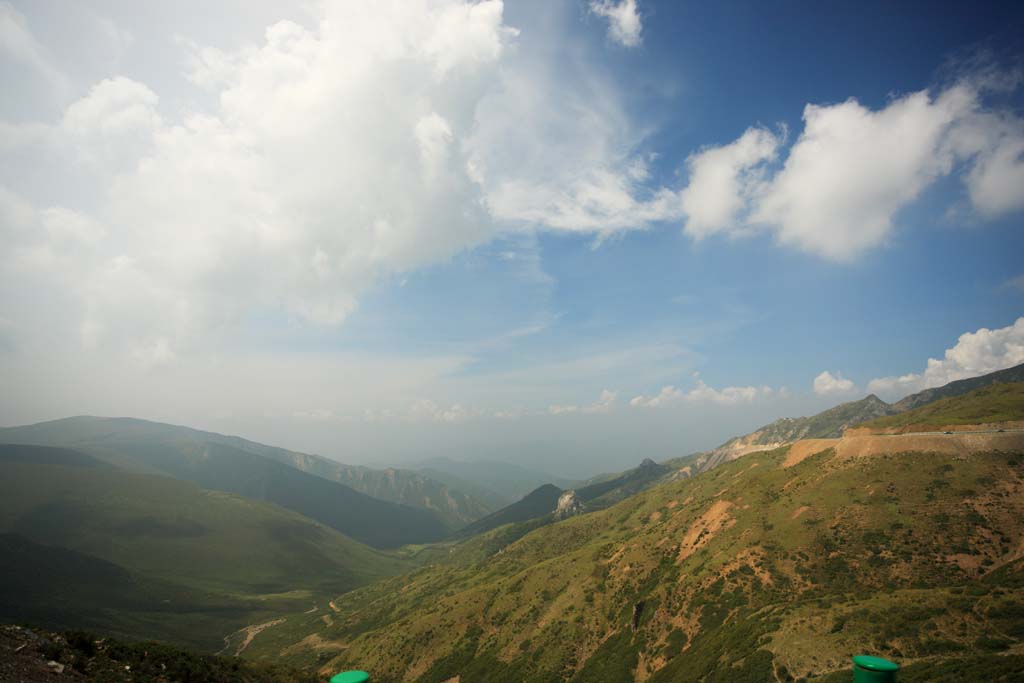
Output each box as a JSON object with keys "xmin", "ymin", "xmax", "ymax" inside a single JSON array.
[
  {"xmin": 574, "ymin": 458, "xmax": 671, "ymax": 508},
  {"xmin": 408, "ymin": 456, "xmax": 579, "ymax": 506},
  {"xmin": 455, "ymin": 484, "xmax": 564, "ymax": 539},
  {"xmin": 248, "ymin": 403, "xmax": 1024, "ymax": 681},
  {"xmin": 0, "ymin": 444, "xmax": 409, "ymax": 648},
  {"xmin": 893, "ymin": 362, "xmax": 1024, "ymax": 412},
  {"xmin": 682, "ymin": 394, "xmax": 897, "ymax": 478},
  {"xmin": 0, "ymin": 417, "xmax": 459, "ymax": 546},
  {"xmin": 673, "ymin": 365, "xmax": 1024, "ymax": 480},
  {"xmin": 0, "ymin": 416, "xmax": 491, "ymax": 530},
  {"xmin": 454, "ymin": 459, "xmax": 672, "ymax": 540},
  {"xmin": 858, "ymin": 381, "xmax": 1024, "ymax": 432}
]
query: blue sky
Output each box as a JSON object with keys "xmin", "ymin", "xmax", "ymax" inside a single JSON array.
[{"xmin": 1, "ymin": 1, "xmax": 1022, "ymax": 476}]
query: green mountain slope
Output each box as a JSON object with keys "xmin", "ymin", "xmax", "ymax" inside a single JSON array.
[
  {"xmin": 455, "ymin": 484, "xmax": 564, "ymax": 539},
  {"xmin": 0, "ymin": 444, "xmax": 410, "ymax": 648},
  {"xmin": 0, "ymin": 416, "xmax": 491, "ymax": 531},
  {"xmin": 0, "ymin": 534, "xmax": 258, "ymax": 650},
  {"xmin": 893, "ymin": 362, "xmax": 1024, "ymax": 412},
  {"xmin": 251, "ymin": 441, "xmax": 1024, "ymax": 682},
  {"xmin": 455, "ymin": 459, "xmax": 672, "ymax": 541},
  {"xmin": 575, "ymin": 458, "xmax": 671, "ymax": 508},
  {"xmin": 862, "ymin": 382, "xmax": 1024, "ymax": 431},
  {"xmin": 0, "ymin": 419, "xmax": 452, "ymax": 547}
]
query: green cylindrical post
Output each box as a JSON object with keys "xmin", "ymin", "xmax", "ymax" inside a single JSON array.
[
  {"xmin": 330, "ymin": 672, "xmax": 369, "ymax": 683},
  {"xmin": 852, "ymin": 655, "xmax": 898, "ymax": 682}
]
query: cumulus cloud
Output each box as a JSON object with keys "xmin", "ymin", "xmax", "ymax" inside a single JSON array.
[
  {"xmin": 681, "ymin": 75, "xmax": 1024, "ymax": 260},
  {"xmin": 630, "ymin": 380, "xmax": 773, "ymax": 408},
  {"xmin": 681, "ymin": 126, "xmax": 781, "ymax": 239},
  {"xmin": 812, "ymin": 370, "xmax": 857, "ymax": 396},
  {"xmin": 867, "ymin": 317, "xmax": 1024, "ymax": 398},
  {"xmin": 1, "ymin": 0, "xmax": 677, "ymax": 361},
  {"xmin": 589, "ymin": 0, "xmax": 642, "ymax": 48}
]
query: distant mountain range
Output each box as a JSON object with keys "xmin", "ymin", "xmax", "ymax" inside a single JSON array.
[
  {"xmin": 455, "ymin": 457, "xmax": 671, "ymax": 539},
  {"xmin": 0, "ymin": 418, "xmax": 452, "ymax": 548},
  {"xmin": 0, "ymin": 416, "xmax": 497, "ymax": 538},
  {"xmin": 405, "ymin": 456, "xmax": 580, "ymax": 506}
]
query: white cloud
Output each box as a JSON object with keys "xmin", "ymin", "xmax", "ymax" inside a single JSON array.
[
  {"xmin": 956, "ymin": 114, "xmax": 1024, "ymax": 216},
  {"xmin": 681, "ymin": 126, "xmax": 780, "ymax": 239},
  {"xmin": 549, "ymin": 388, "xmax": 618, "ymax": 415},
  {"xmin": 589, "ymin": 0, "xmax": 642, "ymax": 48},
  {"xmin": 812, "ymin": 370, "xmax": 857, "ymax": 396},
  {"xmin": 867, "ymin": 317, "xmax": 1024, "ymax": 398},
  {"xmin": 1, "ymin": 0, "xmax": 683, "ymax": 361},
  {"xmin": 466, "ymin": 40, "xmax": 673, "ymax": 234},
  {"xmin": 630, "ymin": 385, "xmax": 682, "ymax": 408},
  {"xmin": 681, "ymin": 75, "xmax": 1024, "ymax": 261},
  {"xmin": 752, "ymin": 85, "xmax": 974, "ymax": 260},
  {"xmin": 631, "ymin": 380, "xmax": 773, "ymax": 408}
]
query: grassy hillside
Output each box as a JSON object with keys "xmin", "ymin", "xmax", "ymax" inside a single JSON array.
[
  {"xmin": 0, "ymin": 419, "xmax": 452, "ymax": 547},
  {"xmin": 456, "ymin": 459, "xmax": 673, "ymax": 541},
  {"xmin": 575, "ymin": 458, "xmax": 670, "ymax": 508},
  {"xmin": 862, "ymin": 382, "xmax": 1024, "ymax": 431},
  {"xmin": 0, "ymin": 444, "xmax": 410, "ymax": 648},
  {"xmin": 0, "ymin": 416, "xmax": 491, "ymax": 531},
  {"xmin": 893, "ymin": 362, "xmax": 1024, "ymax": 412},
  {"xmin": 0, "ymin": 534, "xmax": 258, "ymax": 650},
  {"xmin": 249, "ymin": 443, "xmax": 1024, "ymax": 682},
  {"xmin": 455, "ymin": 484, "xmax": 563, "ymax": 539}
]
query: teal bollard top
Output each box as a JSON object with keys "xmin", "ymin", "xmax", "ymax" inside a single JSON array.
[
  {"xmin": 330, "ymin": 672, "xmax": 370, "ymax": 683},
  {"xmin": 852, "ymin": 655, "xmax": 899, "ymax": 682}
]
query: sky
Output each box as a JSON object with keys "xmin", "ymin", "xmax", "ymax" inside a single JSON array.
[{"xmin": 1, "ymin": 0, "xmax": 1023, "ymax": 477}]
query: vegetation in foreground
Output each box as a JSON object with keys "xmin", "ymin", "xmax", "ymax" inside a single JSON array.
[{"xmin": 0, "ymin": 624, "xmax": 316, "ymax": 683}]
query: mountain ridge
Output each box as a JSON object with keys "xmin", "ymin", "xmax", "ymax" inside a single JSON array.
[{"xmin": 0, "ymin": 416, "xmax": 480, "ymax": 543}]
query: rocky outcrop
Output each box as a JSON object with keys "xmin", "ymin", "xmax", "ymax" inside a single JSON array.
[{"xmin": 553, "ymin": 490, "xmax": 583, "ymax": 520}]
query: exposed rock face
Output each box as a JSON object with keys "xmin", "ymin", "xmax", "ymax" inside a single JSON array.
[
  {"xmin": 553, "ymin": 490, "xmax": 583, "ymax": 520},
  {"xmin": 631, "ymin": 601, "xmax": 646, "ymax": 632}
]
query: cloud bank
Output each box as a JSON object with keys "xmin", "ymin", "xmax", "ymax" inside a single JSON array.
[
  {"xmin": 0, "ymin": 0, "xmax": 671, "ymax": 362},
  {"xmin": 630, "ymin": 380, "xmax": 775, "ymax": 408}
]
